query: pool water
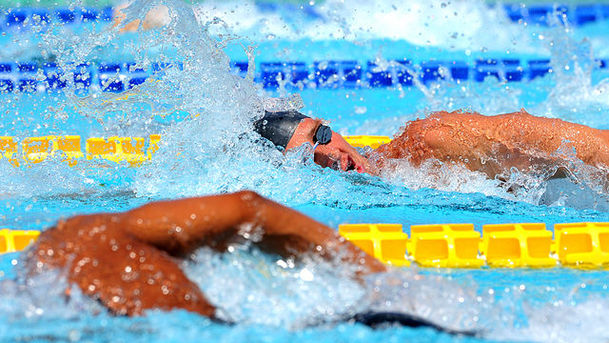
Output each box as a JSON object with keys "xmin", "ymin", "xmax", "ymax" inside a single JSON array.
[{"xmin": 1, "ymin": 0, "xmax": 609, "ymax": 342}]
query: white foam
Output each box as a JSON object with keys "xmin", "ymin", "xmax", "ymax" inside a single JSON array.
[{"xmin": 192, "ymin": 0, "xmax": 540, "ymax": 53}]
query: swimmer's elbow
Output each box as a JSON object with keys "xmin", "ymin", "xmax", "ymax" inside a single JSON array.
[
  {"xmin": 235, "ymin": 190, "xmax": 263, "ymax": 201},
  {"xmin": 234, "ymin": 190, "xmax": 264, "ymax": 221}
]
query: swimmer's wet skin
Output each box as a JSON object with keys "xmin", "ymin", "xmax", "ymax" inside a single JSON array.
[
  {"xmin": 261, "ymin": 109, "xmax": 609, "ymax": 180},
  {"xmin": 25, "ymin": 191, "xmax": 475, "ymax": 336},
  {"xmin": 375, "ymin": 110, "xmax": 609, "ymax": 180}
]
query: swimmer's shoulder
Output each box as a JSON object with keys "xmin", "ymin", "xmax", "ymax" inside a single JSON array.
[
  {"xmin": 27, "ymin": 213, "xmax": 123, "ymax": 270},
  {"xmin": 36, "ymin": 214, "xmax": 120, "ymax": 252},
  {"xmin": 46, "ymin": 213, "xmax": 119, "ymax": 236}
]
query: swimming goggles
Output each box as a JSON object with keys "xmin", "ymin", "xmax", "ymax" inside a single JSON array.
[{"xmin": 313, "ymin": 124, "xmax": 332, "ymax": 145}]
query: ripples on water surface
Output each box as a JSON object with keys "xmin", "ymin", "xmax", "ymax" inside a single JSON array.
[{"xmin": 1, "ymin": 0, "xmax": 609, "ymax": 342}]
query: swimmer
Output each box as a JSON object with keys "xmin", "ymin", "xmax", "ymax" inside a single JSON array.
[
  {"xmin": 257, "ymin": 109, "xmax": 609, "ymax": 180},
  {"xmin": 25, "ymin": 191, "xmax": 474, "ymax": 335},
  {"xmin": 111, "ymin": 4, "xmax": 609, "ymax": 180}
]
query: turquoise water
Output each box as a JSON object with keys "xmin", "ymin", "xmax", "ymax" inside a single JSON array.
[{"xmin": 1, "ymin": 0, "xmax": 609, "ymax": 342}]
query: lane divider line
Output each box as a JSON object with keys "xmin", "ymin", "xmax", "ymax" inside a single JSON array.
[
  {"xmin": 0, "ymin": 135, "xmax": 390, "ymax": 166},
  {"xmin": 3, "ymin": 222, "xmax": 608, "ymax": 269},
  {"xmin": 0, "ymin": 58, "xmax": 607, "ymax": 94}
]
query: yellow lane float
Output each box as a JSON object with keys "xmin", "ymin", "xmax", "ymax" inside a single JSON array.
[
  {"xmin": 343, "ymin": 135, "xmax": 391, "ymax": 149},
  {"xmin": 0, "ymin": 229, "xmax": 40, "ymax": 254},
  {"xmin": 339, "ymin": 224, "xmax": 410, "ymax": 267},
  {"xmin": 554, "ymin": 222, "xmax": 609, "ymax": 267},
  {"xmin": 339, "ymin": 222, "xmax": 609, "ymax": 269},
  {"xmin": 0, "ymin": 135, "xmax": 390, "ymax": 166},
  {"xmin": 407, "ymin": 224, "xmax": 483, "ymax": 268},
  {"xmin": 4, "ymin": 223, "xmax": 609, "ymax": 269},
  {"xmin": 481, "ymin": 223, "xmax": 556, "ymax": 268}
]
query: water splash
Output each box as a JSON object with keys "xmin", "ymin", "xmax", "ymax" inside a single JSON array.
[
  {"xmin": 184, "ymin": 243, "xmax": 366, "ymax": 329},
  {"xmin": 533, "ymin": 24, "xmax": 609, "ymax": 126},
  {"xmin": 192, "ymin": 0, "xmax": 538, "ymax": 53},
  {"xmin": 510, "ymin": 297, "xmax": 609, "ymax": 343}
]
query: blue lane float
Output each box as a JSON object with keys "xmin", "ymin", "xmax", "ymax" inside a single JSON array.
[
  {"xmin": 501, "ymin": 3, "xmax": 609, "ymax": 26},
  {"xmin": 2, "ymin": 7, "xmax": 113, "ymax": 30},
  {"xmin": 0, "ymin": 58, "xmax": 606, "ymax": 94},
  {"xmin": 315, "ymin": 61, "xmax": 363, "ymax": 88}
]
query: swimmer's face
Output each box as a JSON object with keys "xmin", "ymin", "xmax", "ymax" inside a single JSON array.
[{"xmin": 286, "ymin": 118, "xmax": 373, "ymax": 173}]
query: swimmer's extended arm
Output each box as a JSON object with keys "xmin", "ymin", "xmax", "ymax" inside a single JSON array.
[
  {"xmin": 377, "ymin": 110, "xmax": 609, "ymax": 178},
  {"xmin": 118, "ymin": 191, "xmax": 386, "ymax": 274}
]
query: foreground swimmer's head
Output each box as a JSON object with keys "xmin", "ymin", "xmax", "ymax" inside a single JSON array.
[{"xmin": 254, "ymin": 110, "xmax": 372, "ymax": 173}]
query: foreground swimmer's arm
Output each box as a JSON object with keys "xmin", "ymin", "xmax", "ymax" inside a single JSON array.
[
  {"xmin": 118, "ymin": 191, "xmax": 386, "ymax": 273},
  {"xmin": 29, "ymin": 194, "xmax": 477, "ymax": 335},
  {"xmin": 376, "ymin": 110, "xmax": 609, "ymax": 179},
  {"xmin": 28, "ymin": 191, "xmax": 384, "ymax": 317}
]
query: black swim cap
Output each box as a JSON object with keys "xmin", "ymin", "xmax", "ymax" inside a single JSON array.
[{"xmin": 254, "ymin": 110, "xmax": 308, "ymax": 149}]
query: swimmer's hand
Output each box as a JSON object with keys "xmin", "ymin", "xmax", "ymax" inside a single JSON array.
[{"xmin": 287, "ymin": 118, "xmax": 376, "ymax": 174}]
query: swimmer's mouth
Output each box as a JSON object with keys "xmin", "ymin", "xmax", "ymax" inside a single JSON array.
[
  {"xmin": 345, "ymin": 158, "xmax": 356, "ymax": 171},
  {"xmin": 328, "ymin": 156, "xmax": 356, "ymax": 172}
]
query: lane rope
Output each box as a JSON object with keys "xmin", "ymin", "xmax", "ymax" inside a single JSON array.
[
  {"xmin": 1, "ymin": 57, "xmax": 608, "ymax": 95},
  {"xmin": 0, "ymin": 134, "xmax": 388, "ymax": 167},
  {"xmin": 3, "ymin": 222, "xmax": 608, "ymax": 269}
]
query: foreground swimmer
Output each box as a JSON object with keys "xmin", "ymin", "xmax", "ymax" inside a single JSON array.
[
  {"xmin": 25, "ymin": 191, "xmax": 474, "ymax": 335},
  {"xmin": 257, "ymin": 109, "xmax": 609, "ymax": 179}
]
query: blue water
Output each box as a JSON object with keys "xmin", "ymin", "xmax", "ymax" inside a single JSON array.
[{"xmin": 1, "ymin": 0, "xmax": 609, "ymax": 342}]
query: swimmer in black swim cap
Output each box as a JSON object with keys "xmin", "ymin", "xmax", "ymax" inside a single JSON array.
[
  {"xmin": 254, "ymin": 110, "xmax": 373, "ymax": 173},
  {"xmin": 257, "ymin": 108, "xmax": 609, "ymax": 186}
]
